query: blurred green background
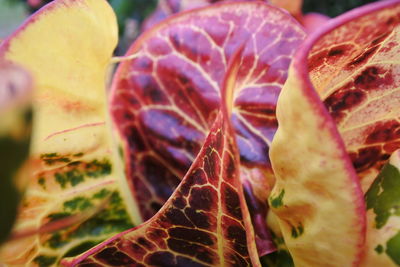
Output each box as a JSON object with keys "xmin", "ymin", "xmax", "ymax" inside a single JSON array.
[
  {"xmin": 0, "ymin": 0, "xmax": 380, "ymax": 49},
  {"xmin": 0, "ymin": 0, "xmax": 158, "ymax": 39},
  {"xmin": 303, "ymin": 0, "xmax": 379, "ymax": 16},
  {"xmin": 0, "ymin": 0, "xmax": 381, "ymax": 39}
]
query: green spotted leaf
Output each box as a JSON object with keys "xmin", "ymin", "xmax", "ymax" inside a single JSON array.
[
  {"xmin": 62, "ymin": 22, "xmax": 261, "ymax": 266},
  {"xmin": 363, "ymin": 149, "xmax": 400, "ymax": 266},
  {"xmin": 269, "ymin": 189, "xmax": 285, "ymax": 209},
  {"xmin": 260, "ymin": 224, "xmax": 294, "ymax": 267},
  {"xmin": 0, "ymin": 0, "xmax": 138, "ymax": 265},
  {"xmin": 269, "ymin": 1, "xmax": 400, "ymax": 266},
  {"xmin": 366, "ymin": 163, "xmax": 400, "ymax": 229}
]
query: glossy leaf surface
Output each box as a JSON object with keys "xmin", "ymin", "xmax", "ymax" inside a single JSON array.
[
  {"xmin": 111, "ymin": 1, "xmax": 305, "ymax": 255},
  {"xmin": 0, "ymin": 63, "xmax": 32, "ymax": 244},
  {"xmin": 0, "ymin": 0, "xmax": 137, "ymax": 265},
  {"xmin": 269, "ymin": 1, "xmax": 400, "ymax": 266},
  {"xmin": 363, "ymin": 149, "xmax": 400, "ymax": 266},
  {"xmin": 63, "ymin": 77, "xmax": 261, "ymax": 266}
]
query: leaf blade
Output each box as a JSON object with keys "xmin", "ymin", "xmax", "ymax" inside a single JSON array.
[
  {"xmin": 63, "ymin": 109, "xmax": 261, "ymax": 266},
  {"xmin": 0, "ymin": 0, "xmax": 138, "ymax": 265},
  {"xmin": 269, "ymin": 1, "xmax": 400, "ymax": 266},
  {"xmin": 306, "ymin": 0, "xmax": 400, "ymax": 192},
  {"xmin": 111, "ymin": 1, "xmax": 305, "ymax": 255},
  {"xmin": 269, "ymin": 63, "xmax": 366, "ymax": 266}
]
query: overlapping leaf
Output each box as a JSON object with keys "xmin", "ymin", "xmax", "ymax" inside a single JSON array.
[
  {"xmin": 269, "ymin": 55, "xmax": 366, "ymax": 267},
  {"xmin": 363, "ymin": 149, "xmax": 400, "ymax": 266},
  {"xmin": 307, "ymin": 0, "xmax": 400, "ymax": 192},
  {"xmin": 62, "ymin": 61, "xmax": 260, "ymax": 266},
  {"xmin": 269, "ymin": 0, "xmax": 400, "ymax": 266},
  {"xmin": 110, "ymin": 1, "xmax": 305, "ymax": 255},
  {"xmin": 0, "ymin": 63, "xmax": 32, "ymax": 244},
  {"xmin": 0, "ymin": 0, "xmax": 138, "ymax": 265}
]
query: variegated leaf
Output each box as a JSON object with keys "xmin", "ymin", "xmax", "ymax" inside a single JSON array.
[
  {"xmin": 0, "ymin": 62, "xmax": 32, "ymax": 244},
  {"xmin": 110, "ymin": 1, "xmax": 305, "ymax": 255},
  {"xmin": 269, "ymin": 57, "xmax": 366, "ymax": 267},
  {"xmin": 307, "ymin": 0, "xmax": 400, "ymax": 192},
  {"xmin": 260, "ymin": 210, "xmax": 294, "ymax": 267},
  {"xmin": 0, "ymin": 0, "xmax": 138, "ymax": 265},
  {"xmin": 62, "ymin": 66, "xmax": 261, "ymax": 266},
  {"xmin": 363, "ymin": 149, "xmax": 400, "ymax": 266},
  {"xmin": 269, "ymin": 0, "xmax": 400, "ymax": 266}
]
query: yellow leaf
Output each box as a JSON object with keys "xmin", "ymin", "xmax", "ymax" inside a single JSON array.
[
  {"xmin": 0, "ymin": 0, "xmax": 139, "ymax": 265},
  {"xmin": 1, "ymin": 0, "xmax": 117, "ymax": 150}
]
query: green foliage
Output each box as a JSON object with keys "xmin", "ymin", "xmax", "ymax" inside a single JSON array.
[
  {"xmin": 303, "ymin": 0, "xmax": 379, "ymax": 17},
  {"xmin": 110, "ymin": 0, "xmax": 157, "ymax": 24}
]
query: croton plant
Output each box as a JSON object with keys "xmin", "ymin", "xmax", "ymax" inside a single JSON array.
[{"xmin": 0, "ymin": 0, "xmax": 399, "ymax": 266}]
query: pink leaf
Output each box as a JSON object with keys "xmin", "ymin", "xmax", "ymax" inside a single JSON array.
[{"xmin": 111, "ymin": 1, "xmax": 305, "ymax": 255}]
